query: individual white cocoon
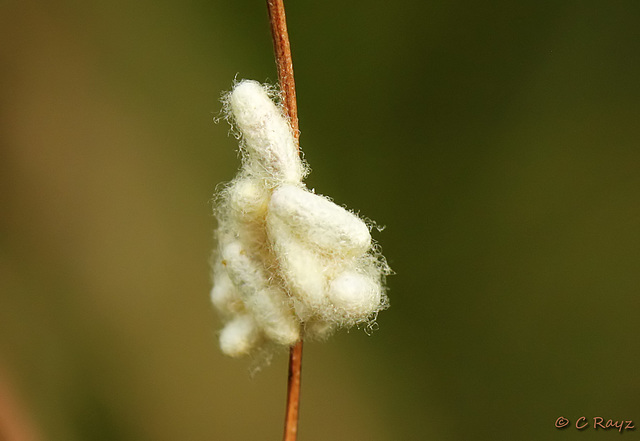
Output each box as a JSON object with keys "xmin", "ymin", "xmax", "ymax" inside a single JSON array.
[
  {"xmin": 328, "ymin": 271, "xmax": 382, "ymax": 320},
  {"xmin": 251, "ymin": 287, "xmax": 300, "ymax": 345},
  {"xmin": 221, "ymin": 239, "xmax": 299, "ymax": 343},
  {"xmin": 210, "ymin": 263, "xmax": 244, "ymax": 317},
  {"xmin": 225, "ymin": 178, "xmax": 270, "ymax": 222},
  {"xmin": 219, "ymin": 314, "xmax": 259, "ymax": 357},
  {"xmin": 269, "ymin": 184, "xmax": 371, "ymax": 257},
  {"xmin": 266, "ymin": 217, "xmax": 329, "ymax": 319},
  {"xmin": 220, "ymin": 240, "xmax": 267, "ymax": 297},
  {"xmin": 226, "ymin": 80, "xmax": 306, "ymax": 184}
]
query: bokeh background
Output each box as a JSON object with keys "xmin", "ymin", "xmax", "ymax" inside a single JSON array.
[{"xmin": 1, "ymin": 0, "xmax": 639, "ymax": 440}]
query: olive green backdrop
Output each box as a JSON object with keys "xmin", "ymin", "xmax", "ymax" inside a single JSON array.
[{"xmin": 1, "ymin": 1, "xmax": 639, "ymax": 440}]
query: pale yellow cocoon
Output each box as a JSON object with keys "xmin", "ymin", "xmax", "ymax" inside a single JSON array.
[
  {"xmin": 210, "ymin": 262, "xmax": 243, "ymax": 316},
  {"xmin": 219, "ymin": 314, "xmax": 259, "ymax": 357},
  {"xmin": 269, "ymin": 184, "xmax": 372, "ymax": 257},
  {"xmin": 328, "ymin": 271, "xmax": 382, "ymax": 318},
  {"xmin": 226, "ymin": 80, "xmax": 306, "ymax": 185},
  {"xmin": 212, "ymin": 79, "xmax": 390, "ymax": 357}
]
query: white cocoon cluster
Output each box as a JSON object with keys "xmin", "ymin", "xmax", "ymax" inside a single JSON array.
[{"xmin": 212, "ymin": 79, "xmax": 390, "ymax": 357}]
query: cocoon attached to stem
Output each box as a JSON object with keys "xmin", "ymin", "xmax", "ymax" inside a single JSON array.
[{"xmin": 212, "ymin": 79, "xmax": 390, "ymax": 357}]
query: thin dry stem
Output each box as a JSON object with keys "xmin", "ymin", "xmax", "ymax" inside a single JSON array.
[
  {"xmin": 265, "ymin": 1, "xmax": 303, "ymax": 440},
  {"xmin": 283, "ymin": 340, "xmax": 303, "ymax": 441},
  {"xmin": 266, "ymin": 0, "xmax": 299, "ymax": 145}
]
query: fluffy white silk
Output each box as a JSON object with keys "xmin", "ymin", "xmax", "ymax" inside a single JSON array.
[{"xmin": 212, "ymin": 80, "xmax": 390, "ymax": 357}]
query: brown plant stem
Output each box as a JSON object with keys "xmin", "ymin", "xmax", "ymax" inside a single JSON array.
[
  {"xmin": 266, "ymin": 0, "xmax": 299, "ymax": 144},
  {"xmin": 283, "ymin": 340, "xmax": 303, "ymax": 441},
  {"xmin": 266, "ymin": 1, "xmax": 303, "ymax": 441}
]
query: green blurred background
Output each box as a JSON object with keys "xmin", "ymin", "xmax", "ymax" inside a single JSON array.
[{"xmin": 1, "ymin": 0, "xmax": 639, "ymax": 440}]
